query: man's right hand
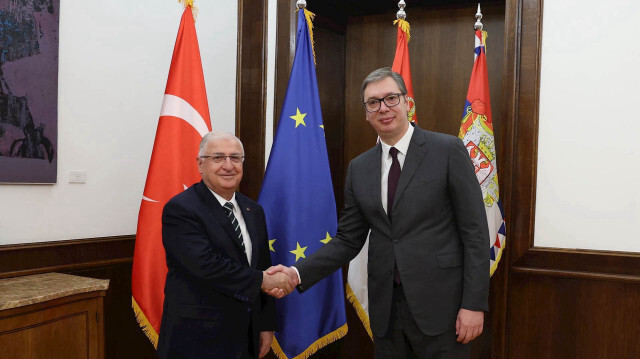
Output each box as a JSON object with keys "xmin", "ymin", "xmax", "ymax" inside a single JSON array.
[
  {"xmin": 262, "ymin": 265, "xmax": 300, "ymax": 298},
  {"xmin": 261, "ymin": 271, "xmax": 293, "ymax": 298}
]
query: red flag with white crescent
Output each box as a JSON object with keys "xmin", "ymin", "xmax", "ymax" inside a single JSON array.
[{"xmin": 131, "ymin": 5, "xmax": 211, "ymax": 347}]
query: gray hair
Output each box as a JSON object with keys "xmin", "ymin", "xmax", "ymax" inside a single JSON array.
[
  {"xmin": 360, "ymin": 67, "xmax": 408, "ymax": 102},
  {"xmin": 198, "ymin": 130, "xmax": 245, "ymax": 156}
]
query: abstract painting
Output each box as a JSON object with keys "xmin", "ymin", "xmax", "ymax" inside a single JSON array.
[{"xmin": 0, "ymin": 0, "xmax": 58, "ymax": 183}]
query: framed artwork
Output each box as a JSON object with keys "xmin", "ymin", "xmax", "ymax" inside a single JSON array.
[{"xmin": 0, "ymin": 0, "xmax": 59, "ymax": 183}]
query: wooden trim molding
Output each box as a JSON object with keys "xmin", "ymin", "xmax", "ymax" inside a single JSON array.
[{"xmin": 513, "ymin": 247, "xmax": 640, "ymax": 280}]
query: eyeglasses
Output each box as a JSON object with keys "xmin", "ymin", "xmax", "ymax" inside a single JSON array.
[
  {"xmin": 199, "ymin": 155, "xmax": 245, "ymax": 164},
  {"xmin": 363, "ymin": 93, "xmax": 404, "ymax": 113}
]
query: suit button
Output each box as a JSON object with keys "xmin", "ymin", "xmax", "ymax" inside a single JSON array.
[{"xmin": 393, "ymin": 240, "xmax": 399, "ymax": 244}]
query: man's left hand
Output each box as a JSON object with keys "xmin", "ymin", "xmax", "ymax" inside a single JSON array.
[
  {"xmin": 455, "ymin": 309, "xmax": 484, "ymax": 344},
  {"xmin": 258, "ymin": 331, "xmax": 274, "ymax": 358}
]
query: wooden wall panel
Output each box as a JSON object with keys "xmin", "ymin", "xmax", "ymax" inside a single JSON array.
[
  {"xmin": 344, "ymin": 2, "xmax": 506, "ymax": 171},
  {"xmin": 236, "ymin": 0, "xmax": 268, "ymax": 200},
  {"xmin": 508, "ymin": 272, "xmax": 640, "ymax": 358},
  {"xmin": 314, "ymin": 25, "xmax": 346, "ymax": 213}
]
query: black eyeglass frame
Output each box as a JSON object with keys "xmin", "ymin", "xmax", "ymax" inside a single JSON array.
[{"xmin": 362, "ymin": 93, "xmax": 405, "ymax": 113}]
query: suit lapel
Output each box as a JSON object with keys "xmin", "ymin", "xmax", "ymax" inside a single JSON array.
[
  {"xmin": 236, "ymin": 194, "xmax": 259, "ymax": 269},
  {"xmin": 393, "ymin": 128, "xmax": 429, "ymax": 209},
  {"xmin": 365, "ymin": 144, "xmax": 389, "ymax": 221},
  {"xmin": 194, "ymin": 182, "xmax": 249, "ymax": 265}
]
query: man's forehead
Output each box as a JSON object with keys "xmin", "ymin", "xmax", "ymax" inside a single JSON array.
[
  {"xmin": 364, "ymin": 78, "xmax": 400, "ymax": 99},
  {"xmin": 206, "ymin": 138, "xmax": 242, "ymax": 151}
]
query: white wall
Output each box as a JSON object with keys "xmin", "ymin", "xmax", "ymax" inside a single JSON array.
[
  {"xmin": 535, "ymin": 0, "xmax": 640, "ymax": 251},
  {"xmin": 0, "ymin": 1, "xmax": 237, "ymax": 244},
  {"xmin": 264, "ymin": 0, "xmax": 278, "ymax": 166}
]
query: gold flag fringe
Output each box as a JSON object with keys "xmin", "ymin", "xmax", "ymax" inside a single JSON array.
[
  {"xmin": 393, "ymin": 19, "xmax": 411, "ymax": 42},
  {"xmin": 132, "ymin": 297, "xmax": 159, "ymax": 349},
  {"xmin": 297, "ymin": 8, "xmax": 316, "ymax": 66},
  {"xmin": 482, "ymin": 30, "xmax": 488, "ymax": 53},
  {"xmin": 345, "ymin": 283, "xmax": 373, "ymax": 340},
  {"xmin": 270, "ymin": 323, "xmax": 348, "ymax": 359},
  {"xmin": 178, "ymin": 0, "xmax": 199, "ymax": 21}
]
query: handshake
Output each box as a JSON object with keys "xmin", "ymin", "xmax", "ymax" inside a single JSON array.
[{"xmin": 261, "ymin": 265, "xmax": 299, "ymax": 299}]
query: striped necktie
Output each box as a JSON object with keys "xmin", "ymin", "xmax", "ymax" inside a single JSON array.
[{"xmin": 223, "ymin": 202, "xmax": 246, "ymax": 253}]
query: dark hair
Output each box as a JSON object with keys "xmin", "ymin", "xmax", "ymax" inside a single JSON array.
[{"xmin": 361, "ymin": 67, "xmax": 407, "ymax": 102}]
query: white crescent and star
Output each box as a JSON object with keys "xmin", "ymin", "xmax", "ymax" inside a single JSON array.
[{"xmin": 142, "ymin": 95, "xmax": 209, "ymax": 203}]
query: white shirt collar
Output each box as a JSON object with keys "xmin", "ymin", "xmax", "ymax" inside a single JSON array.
[
  {"xmin": 209, "ymin": 189, "xmax": 238, "ymax": 210},
  {"xmin": 380, "ymin": 124, "xmax": 414, "ymax": 158}
]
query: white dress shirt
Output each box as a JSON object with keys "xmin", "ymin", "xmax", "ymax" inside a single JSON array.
[
  {"xmin": 210, "ymin": 190, "xmax": 253, "ymax": 265},
  {"xmin": 293, "ymin": 125, "xmax": 415, "ymax": 285},
  {"xmin": 380, "ymin": 124, "xmax": 414, "ymax": 214}
]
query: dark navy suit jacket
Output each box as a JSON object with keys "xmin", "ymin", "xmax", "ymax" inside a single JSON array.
[{"xmin": 157, "ymin": 181, "xmax": 277, "ymax": 359}]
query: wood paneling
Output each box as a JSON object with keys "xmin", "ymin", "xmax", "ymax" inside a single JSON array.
[
  {"xmin": 236, "ymin": 0, "xmax": 268, "ymax": 200},
  {"xmin": 274, "ymin": 0, "xmax": 297, "ymax": 130},
  {"xmin": 315, "ymin": 25, "xmax": 346, "ymax": 213},
  {"xmin": 0, "ymin": 236, "xmax": 134, "ymax": 279},
  {"xmin": 508, "ymin": 272, "xmax": 640, "ymax": 358},
  {"xmin": 344, "ymin": 2, "xmax": 506, "ymax": 166}
]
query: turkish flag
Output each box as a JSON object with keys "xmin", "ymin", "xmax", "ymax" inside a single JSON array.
[{"xmin": 131, "ymin": 5, "xmax": 211, "ymax": 347}]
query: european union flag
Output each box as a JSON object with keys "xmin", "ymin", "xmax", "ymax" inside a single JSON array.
[{"xmin": 257, "ymin": 8, "xmax": 348, "ymax": 359}]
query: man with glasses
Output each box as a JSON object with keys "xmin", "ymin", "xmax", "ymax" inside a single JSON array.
[
  {"xmin": 157, "ymin": 131, "xmax": 293, "ymax": 359},
  {"xmin": 270, "ymin": 67, "xmax": 489, "ymax": 358}
]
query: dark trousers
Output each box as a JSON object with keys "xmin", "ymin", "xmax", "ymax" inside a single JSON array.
[{"xmin": 373, "ymin": 286, "xmax": 470, "ymax": 359}]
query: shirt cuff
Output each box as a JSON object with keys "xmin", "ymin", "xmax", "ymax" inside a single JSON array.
[{"xmin": 291, "ymin": 266, "xmax": 302, "ymax": 285}]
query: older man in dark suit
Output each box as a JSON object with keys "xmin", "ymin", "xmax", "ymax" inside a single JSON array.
[
  {"xmin": 157, "ymin": 131, "xmax": 293, "ymax": 359},
  {"xmin": 270, "ymin": 67, "xmax": 490, "ymax": 358}
]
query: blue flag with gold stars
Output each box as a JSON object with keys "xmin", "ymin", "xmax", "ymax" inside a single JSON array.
[{"xmin": 258, "ymin": 8, "xmax": 348, "ymax": 359}]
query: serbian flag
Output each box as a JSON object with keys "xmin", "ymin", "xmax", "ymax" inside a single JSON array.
[
  {"xmin": 458, "ymin": 30, "xmax": 506, "ymax": 276},
  {"xmin": 131, "ymin": 4, "xmax": 212, "ymax": 347},
  {"xmin": 346, "ymin": 17, "xmax": 418, "ymax": 340},
  {"xmin": 392, "ymin": 19, "xmax": 417, "ymax": 124}
]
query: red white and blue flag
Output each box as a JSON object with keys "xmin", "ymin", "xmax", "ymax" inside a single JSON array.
[{"xmin": 458, "ymin": 30, "xmax": 506, "ymax": 275}]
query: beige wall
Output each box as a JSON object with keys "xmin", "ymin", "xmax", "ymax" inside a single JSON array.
[{"xmin": 535, "ymin": 0, "xmax": 640, "ymax": 251}]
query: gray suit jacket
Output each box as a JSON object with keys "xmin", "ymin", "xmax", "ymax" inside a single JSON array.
[{"xmin": 296, "ymin": 125, "xmax": 489, "ymax": 337}]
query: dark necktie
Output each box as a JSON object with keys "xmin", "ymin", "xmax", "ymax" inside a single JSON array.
[
  {"xmin": 223, "ymin": 202, "xmax": 246, "ymax": 253},
  {"xmin": 388, "ymin": 147, "xmax": 402, "ymax": 285},
  {"xmin": 387, "ymin": 147, "xmax": 401, "ymax": 220}
]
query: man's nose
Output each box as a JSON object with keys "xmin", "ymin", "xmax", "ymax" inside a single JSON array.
[
  {"xmin": 379, "ymin": 100, "xmax": 391, "ymax": 112},
  {"xmin": 222, "ymin": 157, "xmax": 235, "ymax": 168}
]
